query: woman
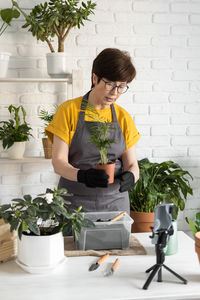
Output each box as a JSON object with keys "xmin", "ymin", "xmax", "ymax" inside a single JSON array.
[{"xmin": 46, "ymin": 48, "xmax": 141, "ymax": 214}]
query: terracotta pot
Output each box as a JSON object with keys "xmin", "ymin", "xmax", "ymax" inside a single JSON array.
[
  {"xmin": 42, "ymin": 137, "xmax": 52, "ymax": 159},
  {"xmin": 195, "ymin": 232, "xmax": 200, "ymax": 263},
  {"xmin": 95, "ymin": 161, "xmax": 115, "ymax": 184},
  {"xmin": 130, "ymin": 210, "xmax": 154, "ymax": 233}
]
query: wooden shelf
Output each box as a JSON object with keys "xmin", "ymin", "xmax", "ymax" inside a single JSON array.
[
  {"xmin": 0, "ymin": 157, "xmax": 52, "ymax": 163},
  {"xmin": 0, "ymin": 77, "xmax": 71, "ymax": 83}
]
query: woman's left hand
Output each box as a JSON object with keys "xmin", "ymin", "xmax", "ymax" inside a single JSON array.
[{"xmin": 115, "ymin": 171, "xmax": 135, "ymax": 192}]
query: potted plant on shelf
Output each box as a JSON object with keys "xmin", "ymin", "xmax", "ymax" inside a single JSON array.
[
  {"xmin": 12, "ymin": 0, "xmax": 96, "ymax": 77},
  {"xmin": 0, "ymin": 187, "xmax": 93, "ymax": 273},
  {"xmin": 129, "ymin": 157, "xmax": 193, "ymax": 249},
  {"xmin": 0, "ymin": 105, "xmax": 32, "ymax": 159},
  {"xmin": 0, "ymin": 5, "xmax": 20, "ymax": 77},
  {"xmin": 84, "ymin": 103, "xmax": 116, "ymax": 184},
  {"xmin": 38, "ymin": 105, "xmax": 58, "ymax": 159},
  {"xmin": 186, "ymin": 212, "xmax": 200, "ymax": 263}
]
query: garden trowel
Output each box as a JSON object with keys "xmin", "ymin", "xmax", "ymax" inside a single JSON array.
[
  {"xmin": 88, "ymin": 253, "xmax": 110, "ymax": 271},
  {"xmin": 96, "ymin": 211, "xmax": 126, "ymax": 222},
  {"xmin": 104, "ymin": 258, "xmax": 120, "ymax": 277}
]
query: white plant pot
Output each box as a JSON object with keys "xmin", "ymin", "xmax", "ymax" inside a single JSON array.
[
  {"xmin": 0, "ymin": 52, "xmax": 10, "ymax": 78},
  {"xmin": 7, "ymin": 142, "xmax": 26, "ymax": 159},
  {"xmin": 46, "ymin": 52, "xmax": 71, "ymax": 78},
  {"xmin": 16, "ymin": 232, "xmax": 65, "ymax": 274}
]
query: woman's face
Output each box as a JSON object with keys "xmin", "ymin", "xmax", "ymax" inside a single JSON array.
[{"xmin": 91, "ymin": 73, "xmax": 127, "ymax": 109}]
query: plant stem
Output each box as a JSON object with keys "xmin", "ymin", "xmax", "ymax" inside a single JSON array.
[
  {"xmin": 100, "ymin": 148, "xmax": 108, "ymax": 165},
  {"xmin": 63, "ymin": 22, "xmax": 74, "ymax": 42},
  {"xmin": 0, "ymin": 23, "xmax": 8, "ymax": 36},
  {"xmin": 43, "ymin": 36, "xmax": 55, "ymax": 53}
]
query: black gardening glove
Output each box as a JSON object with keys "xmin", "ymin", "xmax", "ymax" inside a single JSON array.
[
  {"xmin": 116, "ymin": 171, "xmax": 135, "ymax": 192},
  {"xmin": 77, "ymin": 168, "xmax": 109, "ymax": 188}
]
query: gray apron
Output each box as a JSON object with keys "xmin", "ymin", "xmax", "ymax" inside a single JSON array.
[{"xmin": 58, "ymin": 91, "xmax": 130, "ymax": 214}]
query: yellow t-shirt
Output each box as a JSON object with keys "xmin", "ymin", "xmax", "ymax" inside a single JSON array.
[{"xmin": 45, "ymin": 96, "xmax": 141, "ymax": 151}]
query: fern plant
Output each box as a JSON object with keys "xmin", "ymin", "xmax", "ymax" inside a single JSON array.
[
  {"xmin": 83, "ymin": 102, "xmax": 115, "ymax": 165},
  {"xmin": 38, "ymin": 105, "xmax": 58, "ymax": 136},
  {"xmin": 129, "ymin": 158, "xmax": 193, "ymax": 219}
]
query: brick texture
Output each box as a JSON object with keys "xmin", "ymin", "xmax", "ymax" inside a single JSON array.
[{"xmin": 0, "ymin": 0, "xmax": 200, "ymax": 229}]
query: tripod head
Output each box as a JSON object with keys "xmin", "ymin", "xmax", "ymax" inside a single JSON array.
[{"xmin": 150, "ymin": 203, "xmax": 174, "ymax": 248}]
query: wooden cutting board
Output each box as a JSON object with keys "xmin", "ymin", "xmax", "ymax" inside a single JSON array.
[{"xmin": 0, "ymin": 219, "xmax": 17, "ymax": 263}]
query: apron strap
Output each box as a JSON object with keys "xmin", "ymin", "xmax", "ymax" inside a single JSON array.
[
  {"xmin": 79, "ymin": 91, "xmax": 90, "ymax": 121},
  {"xmin": 111, "ymin": 103, "xmax": 117, "ymax": 122}
]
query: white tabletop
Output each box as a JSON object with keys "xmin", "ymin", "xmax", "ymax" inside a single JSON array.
[{"xmin": 0, "ymin": 231, "xmax": 200, "ymax": 300}]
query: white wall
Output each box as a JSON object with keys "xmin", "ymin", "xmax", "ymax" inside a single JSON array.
[{"xmin": 0, "ymin": 0, "xmax": 200, "ymax": 230}]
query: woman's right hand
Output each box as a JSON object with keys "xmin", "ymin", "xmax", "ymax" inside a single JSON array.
[{"xmin": 77, "ymin": 168, "xmax": 109, "ymax": 188}]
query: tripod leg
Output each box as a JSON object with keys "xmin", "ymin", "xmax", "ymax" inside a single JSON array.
[
  {"xmin": 145, "ymin": 264, "xmax": 157, "ymax": 273},
  {"xmin": 163, "ymin": 264, "xmax": 187, "ymax": 284},
  {"xmin": 143, "ymin": 265, "xmax": 161, "ymax": 290},
  {"xmin": 158, "ymin": 266, "xmax": 162, "ymax": 282}
]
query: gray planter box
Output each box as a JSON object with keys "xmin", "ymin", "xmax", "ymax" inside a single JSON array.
[{"xmin": 75, "ymin": 211, "xmax": 133, "ymax": 250}]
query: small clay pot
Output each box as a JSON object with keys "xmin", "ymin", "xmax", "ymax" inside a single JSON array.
[
  {"xmin": 130, "ymin": 210, "xmax": 154, "ymax": 233},
  {"xmin": 95, "ymin": 161, "xmax": 115, "ymax": 184},
  {"xmin": 195, "ymin": 232, "xmax": 200, "ymax": 263}
]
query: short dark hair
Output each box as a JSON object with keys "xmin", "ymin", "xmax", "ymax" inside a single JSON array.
[{"xmin": 91, "ymin": 48, "xmax": 136, "ymax": 88}]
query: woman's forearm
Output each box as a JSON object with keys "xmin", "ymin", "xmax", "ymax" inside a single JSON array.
[
  {"xmin": 52, "ymin": 158, "xmax": 79, "ymax": 181},
  {"xmin": 51, "ymin": 135, "xmax": 79, "ymax": 181},
  {"xmin": 121, "ymin": 146, "xmax": 140, "ymax": 183}
]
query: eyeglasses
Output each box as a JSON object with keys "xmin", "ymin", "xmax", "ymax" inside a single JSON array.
[{"xmin": 101, "ymin": 79, "xmax": 129, "ymax": 94}]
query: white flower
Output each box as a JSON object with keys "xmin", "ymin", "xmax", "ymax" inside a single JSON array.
[
  {"xmin": 37, "ymin": 218, "xmax": 43, "ymax": 225},
  {"xmin": 45, "ymin": 193, "xmax": 54, "ymax": 204}
]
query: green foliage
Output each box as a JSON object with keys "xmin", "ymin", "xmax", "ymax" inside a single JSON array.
[
  {"xmin": 186, "ymin": 212, "xmax": 200, "ymax": 236},
  {"xmin": 0, "ymin": 5, "xmax": 20, "ymax": 36},
  {"xmin": 83, "ymin": 102, "xmax": 115, "ymax": 165},
  {"xmin": 129, "ymin": 158, "xmax": 193, "ymax": 219},
  {"xmin": 12, "ymin": 0, "xmax": 96, "ymax": 52},
  {"xmin": 0, "ymin": 187, "xmax": 94, "ymax": 240},
  {"xmin": 0, "ymin": 105, "xmax": 32, "ymax": 149},
  {"xmin": 38, "ymin": 105, "xmax": 58, "ymax": 136}
]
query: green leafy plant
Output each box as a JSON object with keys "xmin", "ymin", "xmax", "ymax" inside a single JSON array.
[
  {"xmin": 12, "ymin": 0, "xmax": 96, "ymax": 52},
  {"xmin": 186, "ymin": 213, "xmax": 200, "ymax": 236},
  {"xmin": 83, "ymin": 102, "xmax": 115, "ymax": 165},
  {"xmin": 0, "ymin": 4, "xmax": 20, "ymax": 36},
  {"xmin": 0, "ymin": 187, "xmax": 94, "ymax": 240},
  {"xmin": 38, "ymin": 105, "xmax": 58, "ymax": 136},
  {"xmin": 129, "ymin": 158, "xmax": 193, "ymax": 219},
  {"xmin": 0, "ymin": 105, "xmax": 33, "ymax": 149}
]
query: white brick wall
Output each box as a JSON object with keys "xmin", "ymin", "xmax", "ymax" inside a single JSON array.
[{"xmin": 0, "ymin": 0, "xmax": 200, "ymax": 231}]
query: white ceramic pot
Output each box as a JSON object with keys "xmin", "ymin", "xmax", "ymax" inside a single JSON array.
[
  {"xmin": 7, "ymin": 142, "xmax": 26, "ymax": 159},
  {"xmin": 17, "ymin": 232, "xmax": 65, "ymax": 273},
  {"xmin": 0, "ymin": 52, "xmax": 10, "ymax": 78},
  {"xmin": 46, "ymin": 52, "xmax": 71, "ymax": 78}
]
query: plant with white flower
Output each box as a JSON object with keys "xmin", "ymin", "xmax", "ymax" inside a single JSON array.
[
  {"xmin": 45, "ymin": 193, "xmax": 53, "ymax": 204},
  {"xmin": 0, "ymin": 187, "xmax": 94, "ymax": 240}
]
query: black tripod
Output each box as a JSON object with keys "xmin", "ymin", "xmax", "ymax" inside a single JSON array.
[{"xmin": 143, "ymin": 228, "xmax": 187, "ymax": 290}]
